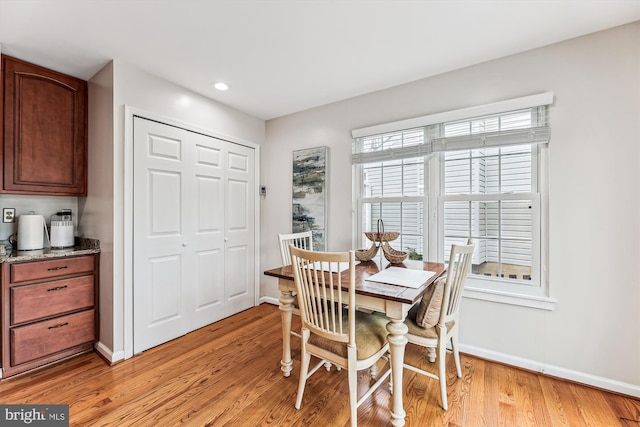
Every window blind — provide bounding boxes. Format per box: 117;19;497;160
352;92;553;165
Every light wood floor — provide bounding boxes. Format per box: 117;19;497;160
0;303;638;426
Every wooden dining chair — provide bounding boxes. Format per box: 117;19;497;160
403;239;474;410
289;246;391;427
278;231;314;339
278;231;314;265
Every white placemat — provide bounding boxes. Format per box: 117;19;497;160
309;261;350;273
365;267;436;288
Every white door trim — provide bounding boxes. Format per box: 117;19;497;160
123;105;261;360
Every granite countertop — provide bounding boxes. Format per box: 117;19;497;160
0;237;100;263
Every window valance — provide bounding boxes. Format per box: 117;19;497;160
352;92;553;165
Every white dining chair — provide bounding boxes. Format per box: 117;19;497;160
403;239;474;410
289;246;391;426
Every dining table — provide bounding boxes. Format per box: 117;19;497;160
263;257;446;427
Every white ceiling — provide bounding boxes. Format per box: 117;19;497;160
1;0;638;120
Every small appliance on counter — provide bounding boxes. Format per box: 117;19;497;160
17;211;49;251
50;209;75;249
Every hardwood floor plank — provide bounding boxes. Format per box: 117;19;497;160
467;356;490;427
0;303;637;427
518;370;554;426
571;382;629;427
513;368;550;427
538;374;575;427
604;392;640;425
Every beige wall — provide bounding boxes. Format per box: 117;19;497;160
262;22;640;395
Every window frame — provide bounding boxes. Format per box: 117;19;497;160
354;146;554;310
352;93;556;310
436;143;550;302
353;156;430;261
432;141;552;309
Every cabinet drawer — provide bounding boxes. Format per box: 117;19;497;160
10;309;95;366
11;275;94;324
11;256;95;283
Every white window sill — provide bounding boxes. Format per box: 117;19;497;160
463;286;557;310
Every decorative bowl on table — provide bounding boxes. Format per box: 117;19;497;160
381;241;408;264
364;231;400;243
356;219;407;263
355;242;379;261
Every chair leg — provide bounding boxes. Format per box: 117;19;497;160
348;366;358;427
427;346;436;363
347;347;358;427
370;361;379;380
451;332;462;378
438;340;448;411
295;341;311;410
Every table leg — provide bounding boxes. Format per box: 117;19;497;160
279;288;295;377
387;318;408;427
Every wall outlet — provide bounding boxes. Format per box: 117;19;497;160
3;208;15;223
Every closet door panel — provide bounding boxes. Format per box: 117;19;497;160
133;116;256;353
133;119;189;354
224;145;255;315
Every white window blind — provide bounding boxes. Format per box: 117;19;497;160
352;92;552;165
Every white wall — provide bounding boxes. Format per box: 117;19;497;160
81;61;115;351
83;60;265;361
261;22;640;396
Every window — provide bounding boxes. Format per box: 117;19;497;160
441;109;542;295
354;129;426;260
352;93;554;309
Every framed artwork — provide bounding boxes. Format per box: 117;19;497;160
292;146;328;251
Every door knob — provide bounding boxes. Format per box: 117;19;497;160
182;242;188;247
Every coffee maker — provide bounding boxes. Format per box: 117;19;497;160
50;209;74;248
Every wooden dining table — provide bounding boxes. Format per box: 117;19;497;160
264;258;446;427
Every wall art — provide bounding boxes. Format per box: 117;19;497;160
292;146;327;251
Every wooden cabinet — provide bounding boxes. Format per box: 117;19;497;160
1;254;99;378
1;55;87;196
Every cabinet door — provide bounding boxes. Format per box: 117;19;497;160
1;55;87;196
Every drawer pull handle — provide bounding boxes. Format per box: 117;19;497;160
47;266;68;271
47;285;68;292
48;322;69;330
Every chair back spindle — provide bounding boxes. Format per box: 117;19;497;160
290;247;352;345
278;231;314;265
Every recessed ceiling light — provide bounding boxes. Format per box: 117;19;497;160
212;81;230;91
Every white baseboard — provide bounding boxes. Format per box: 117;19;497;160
94;341;125;364
260;296;280;306
459;343;640;398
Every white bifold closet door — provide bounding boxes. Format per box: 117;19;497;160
133;116;255;354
